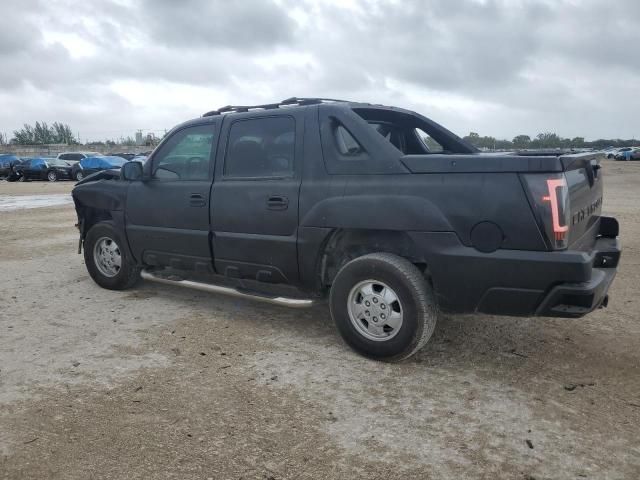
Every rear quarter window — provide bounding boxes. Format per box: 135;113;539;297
334;125;364;156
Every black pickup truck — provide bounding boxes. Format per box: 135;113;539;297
72;97;621;361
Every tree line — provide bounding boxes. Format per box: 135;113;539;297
462;132;638;150
2;121;636;150
0;122;161;147
6;122;78;145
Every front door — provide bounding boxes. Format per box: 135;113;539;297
210;113;302;284
126;121;219;272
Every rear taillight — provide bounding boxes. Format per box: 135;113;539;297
522;173;570;250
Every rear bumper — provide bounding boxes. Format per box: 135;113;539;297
534;251;617;317
408;217;621;318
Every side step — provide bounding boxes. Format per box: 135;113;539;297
140;270;315;309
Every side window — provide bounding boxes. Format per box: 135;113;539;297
334;125;364;156
72;154;84;161
152;124;215;180
225;116;295;178
59;154;69;161
415;128;444;153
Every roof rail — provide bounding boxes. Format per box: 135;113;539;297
202;97;351;117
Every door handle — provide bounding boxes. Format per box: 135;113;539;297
189;193;206;207
267;195;288;210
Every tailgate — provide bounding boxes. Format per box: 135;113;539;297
560;153;604;250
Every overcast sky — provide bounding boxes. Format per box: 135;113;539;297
1;0;638;142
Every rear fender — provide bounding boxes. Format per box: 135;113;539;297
300;194;451;231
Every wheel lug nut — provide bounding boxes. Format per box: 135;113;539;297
381;313;386;319
372;317;378;322
381;304;386;309
373;298;378;303
365;301;370;306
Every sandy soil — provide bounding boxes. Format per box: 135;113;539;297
0;161;639;479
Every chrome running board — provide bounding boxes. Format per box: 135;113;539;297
140;270;315;309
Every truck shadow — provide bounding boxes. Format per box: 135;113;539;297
135;281;633;379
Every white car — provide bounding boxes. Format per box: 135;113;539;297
56;152;102;165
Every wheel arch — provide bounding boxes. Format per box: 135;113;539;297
78;206;113;237
319;228;428;287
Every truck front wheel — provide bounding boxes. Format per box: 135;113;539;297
84;222;140;290
330;253;437;361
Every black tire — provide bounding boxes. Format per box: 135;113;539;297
75;171;84;181
17;175;26;182
329;253;437;361
84;221;140;290
47;170;58;182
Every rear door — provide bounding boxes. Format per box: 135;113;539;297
126;121;220;271
210;113;303;284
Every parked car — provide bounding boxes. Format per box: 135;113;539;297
14;157;73;182
71;155;126;181
607;147;632;159
71;97;621;361
0;154;20;179
614;147;640;161
56;152;103;165
108;152;137;161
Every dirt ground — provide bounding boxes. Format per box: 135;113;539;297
1;161;639;479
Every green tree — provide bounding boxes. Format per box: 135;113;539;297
531;132;562;149
571;137;585;148
33;121;53;144
11;121;77;145
12;124;35;144
463;132;481;148
51;122;76;144
512;135;531;149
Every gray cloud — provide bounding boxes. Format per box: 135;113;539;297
143;0;295;50
0;0;639;141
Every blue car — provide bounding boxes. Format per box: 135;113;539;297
71;156;126;181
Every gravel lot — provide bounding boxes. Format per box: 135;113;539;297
1;161;639;479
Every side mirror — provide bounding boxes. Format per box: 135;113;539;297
121;161;143;181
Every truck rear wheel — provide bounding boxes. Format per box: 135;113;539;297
330;253;437;361
84;222;140;290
